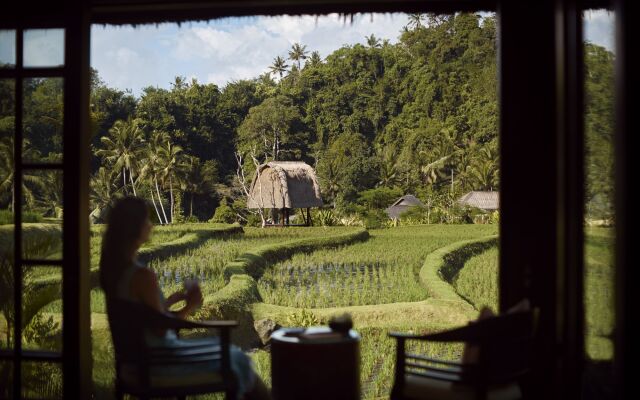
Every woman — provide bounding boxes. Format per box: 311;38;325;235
100;196;270;400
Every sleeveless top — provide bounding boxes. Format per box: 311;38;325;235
115;259;178;346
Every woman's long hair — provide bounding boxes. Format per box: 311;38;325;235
99;197;150;296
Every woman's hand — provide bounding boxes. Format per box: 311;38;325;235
165;291;187;309
184;281;203;313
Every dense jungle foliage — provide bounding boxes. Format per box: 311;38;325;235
0;13;614;223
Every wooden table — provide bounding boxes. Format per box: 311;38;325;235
270;327;360;400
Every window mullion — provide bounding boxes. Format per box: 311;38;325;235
12;26;23;400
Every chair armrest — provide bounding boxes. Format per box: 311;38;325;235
389;323;485;343
404;352;467;368
170;319;238;330
132;301;237;331
389;311;533;343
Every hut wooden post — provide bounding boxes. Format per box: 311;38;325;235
285;209;290;225
306;208;311;226
281;208;285;227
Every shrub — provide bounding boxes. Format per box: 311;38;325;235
363;209;387;229
357;187;403;210
245;213;263;227
399;206;429;225
315;209;338;226
0;210;44;225
489;210;500;224
339;214;363;227
286;309;320;327
209;201;237;224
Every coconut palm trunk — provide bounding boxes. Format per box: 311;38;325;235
129;169;137;196
169;176;174;223
155;175;169;224
122;167;128;195
149;188;163;224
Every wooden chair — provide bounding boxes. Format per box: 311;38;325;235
389;309;538;400
105;297;238;400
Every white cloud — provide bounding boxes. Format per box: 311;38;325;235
23;29;65;67
91;14;411;96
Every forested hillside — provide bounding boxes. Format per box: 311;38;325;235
0;13;614;223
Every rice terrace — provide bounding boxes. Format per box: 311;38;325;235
0;9;615;400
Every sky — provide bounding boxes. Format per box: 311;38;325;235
2;11;614;97
90;13;413;96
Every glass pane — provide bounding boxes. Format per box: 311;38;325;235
21;170;63;260
0;361;13;398
0;30;16;68
0;225;14;350
22;266;62;353
23;77;64;163
22;362;63;399
583;8;615;397
1;78;15;350
1;79;15;219
23;29;64;68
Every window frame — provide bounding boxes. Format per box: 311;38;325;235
1;0;626;398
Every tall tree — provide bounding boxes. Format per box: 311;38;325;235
406;13;426;30
157;139;185;223
90;166;121;222
95;117;145;196
180;156;218;218
365;34;382;49
237;96;310;162
307;51;323;68
139;131;170;224
269;56;289;79
288;43;309;70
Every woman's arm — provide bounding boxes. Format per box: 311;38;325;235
165;291;187;309
131;268;201;320
131;268;165;313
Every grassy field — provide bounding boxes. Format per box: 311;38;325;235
453;227;615;361
454;246;500;313
2;222;615;399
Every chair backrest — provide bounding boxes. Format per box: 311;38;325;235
105;296;157;365
475;309;538;385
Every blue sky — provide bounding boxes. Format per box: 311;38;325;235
88;11;611;97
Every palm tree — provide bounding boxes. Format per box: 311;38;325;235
377;158;399;188
90;167;121;222
365;34;381;49
269;56;289;79
406;13;426;30
418;129;462;188
181;156;218;218
95;117;145;196
139;131;170;224
288;43;308;70
466;146;499;191
157;138;185;223
0;137;46;212
319;158;341;208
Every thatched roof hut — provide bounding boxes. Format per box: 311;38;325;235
247;161;323;209
457;191;500;211
385;195;425;220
